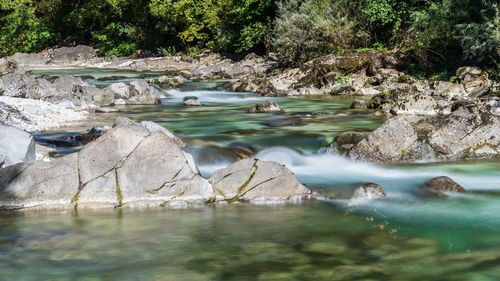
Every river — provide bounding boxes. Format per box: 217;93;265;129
1;69;499;280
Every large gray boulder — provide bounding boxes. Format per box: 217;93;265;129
0;125;35;167
349;117;420;163
209;158;316;203
428;104;500;160
0;122;212;210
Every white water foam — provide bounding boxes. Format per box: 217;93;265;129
164;89;271;104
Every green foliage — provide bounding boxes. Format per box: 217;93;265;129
272;0;360;62
0;0;54;54
0;0;496;81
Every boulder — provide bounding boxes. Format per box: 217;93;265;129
390;93;438;116
350;117;420;163
72;84;114;106
192;65;222;80
128;79;161;105
424;176;466;193
209;158;316;203
331;131;369;155
0;121;210;210
48;45;97;64
428;104;500;160
107;83;131;99
0;125;35;167
0;72;40;98
106;79;161;105
351;183;386;199
248;100;283;113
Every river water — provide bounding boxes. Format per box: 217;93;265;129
2;69;499;280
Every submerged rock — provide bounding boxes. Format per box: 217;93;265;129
209;158;316;203
248;100;283;113
425;176;466;193
351;183;387;200
183;96;202;106
0;125;35;167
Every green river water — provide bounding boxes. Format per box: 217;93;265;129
2;69;499;280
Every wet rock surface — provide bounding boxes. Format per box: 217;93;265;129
209;158;317;203
248;100;283;113
351;183;387;199
425;176;466;193
349;117;420;163
336;103;500;163
0;119;316;210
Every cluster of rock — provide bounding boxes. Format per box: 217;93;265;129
221;50;499;118
332;103;500;163
1;51;165;131
0;71;160;107
0;96;88;132
349;175;465;205
0;118;316;211
9;47;274;81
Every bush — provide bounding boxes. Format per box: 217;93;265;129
272;0;359;62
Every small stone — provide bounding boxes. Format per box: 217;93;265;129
248;100;283;113
351;183;387;199
184;98;202;107
425;176;466;192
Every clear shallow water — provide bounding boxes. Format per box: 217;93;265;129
13;69;500;280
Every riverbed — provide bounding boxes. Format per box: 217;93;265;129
2;69;500;280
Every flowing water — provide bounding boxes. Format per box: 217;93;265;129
2;69;500;280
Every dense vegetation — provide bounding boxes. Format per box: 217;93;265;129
0;0;498;79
